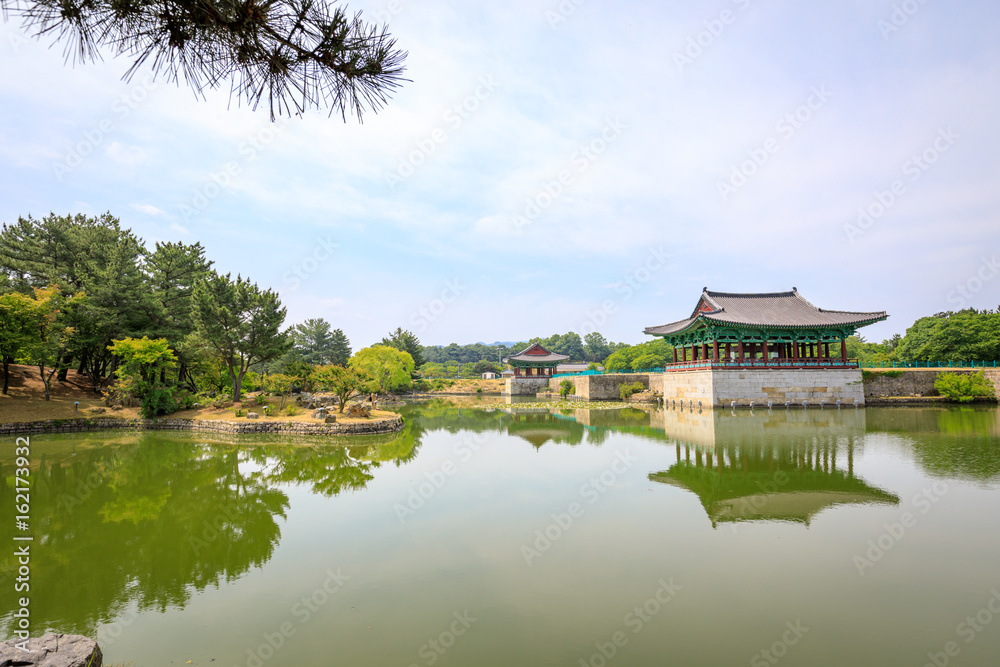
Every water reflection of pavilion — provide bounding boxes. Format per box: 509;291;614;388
649;407;899;527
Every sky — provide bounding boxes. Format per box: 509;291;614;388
2;0;999;348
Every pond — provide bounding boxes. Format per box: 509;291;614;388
3;401;1000;666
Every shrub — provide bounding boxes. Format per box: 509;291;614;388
619;381;646;401
934;371;996;403
140;385;177;418
559;379;574;397
284;405;301;416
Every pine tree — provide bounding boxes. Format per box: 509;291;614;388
2;0;407;120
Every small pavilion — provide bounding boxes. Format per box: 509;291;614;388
504;343;569;378
644;288;887;369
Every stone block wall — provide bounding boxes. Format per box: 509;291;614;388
653;370;714;405
863;369;1000;401
505;377;552;395
547;374;650;400
713;368;864;406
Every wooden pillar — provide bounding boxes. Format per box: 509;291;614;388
737;341;744;363
792;340;799;361
672;347;678;364
725;343;732;361
841;339;847;363
712;340;719;363
817;340;825;361
825;342;831;359
701;342;708;361
762;340;769;365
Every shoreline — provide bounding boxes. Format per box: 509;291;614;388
0;414;405;437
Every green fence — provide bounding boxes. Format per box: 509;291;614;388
867;361;999;369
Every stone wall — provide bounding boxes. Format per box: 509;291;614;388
713;368;864;406
863;369;1000;402
0;415;404;437
652;370;714;405
504;377;552;395
546;374;650;400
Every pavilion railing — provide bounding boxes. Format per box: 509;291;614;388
552;359;861;378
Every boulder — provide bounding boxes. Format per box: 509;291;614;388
0;633;102;667
87;407;106;415
324;415;337;424
246;412;260;419
346;403;370;418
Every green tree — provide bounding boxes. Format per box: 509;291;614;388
191;272;291;402
329;328;352;366
584;332;611;363
20;286;86;400
107;337;179;417
473;360;498;375
3;0;407;121
141;241;213;389
314;364;368;413
0;291;35;394
381;327;425;368
1;213;149;389
350;345;414;395
290;318;346;365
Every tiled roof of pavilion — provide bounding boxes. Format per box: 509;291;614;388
505;342;570;364
644;288;887;336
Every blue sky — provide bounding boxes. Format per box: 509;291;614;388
2;0;999;347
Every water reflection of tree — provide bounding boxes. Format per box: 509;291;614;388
0;423;421;639
867;406;1000;482
0;440;288;638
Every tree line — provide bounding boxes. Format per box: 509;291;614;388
0;213;419;416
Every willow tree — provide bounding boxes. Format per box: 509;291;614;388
2;0;407;120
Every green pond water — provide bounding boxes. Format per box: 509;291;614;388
3;401;1000;666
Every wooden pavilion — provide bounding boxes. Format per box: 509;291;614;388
644;288;887;369
504;343;569;378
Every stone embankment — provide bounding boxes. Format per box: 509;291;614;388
864;368;1000;404
0;415;404;437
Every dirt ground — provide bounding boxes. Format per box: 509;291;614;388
425;378;506;394
0;363;395;425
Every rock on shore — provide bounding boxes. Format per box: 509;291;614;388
0;634;101;667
